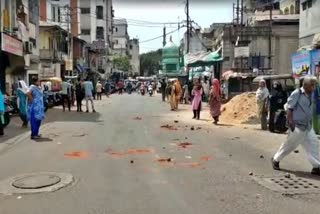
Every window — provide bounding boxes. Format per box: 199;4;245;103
81;8;90;14
114;27;118;33
96;6;103;19
302;0;312;11
224;56;230;62
114;40;118;45
96;27;104;39
130;45;133;49
81;29;90;35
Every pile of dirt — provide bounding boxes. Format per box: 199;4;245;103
220;92;259;124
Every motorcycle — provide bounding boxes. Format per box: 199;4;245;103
148;86;153;97
3;98;13;127
140;87;145;96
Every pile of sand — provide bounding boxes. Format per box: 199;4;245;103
220;92;259;124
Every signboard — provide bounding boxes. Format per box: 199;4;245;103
291;51;311;78
311;49;320;76
1;33;23;56
65;59;73;71
234;46;249;58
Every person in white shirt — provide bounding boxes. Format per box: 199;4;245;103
96;81;103;100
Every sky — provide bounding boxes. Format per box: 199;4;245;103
113;0;235;53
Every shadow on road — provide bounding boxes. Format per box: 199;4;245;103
1;107;102;143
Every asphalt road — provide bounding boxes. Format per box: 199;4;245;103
0;94;320;214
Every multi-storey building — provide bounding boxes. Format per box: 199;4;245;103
79;0;113;77
112;19;129;57
0;0;40;93
128;39;140;75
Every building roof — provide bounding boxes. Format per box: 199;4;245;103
114;19;128;25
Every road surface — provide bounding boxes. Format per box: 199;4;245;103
0;94;320;214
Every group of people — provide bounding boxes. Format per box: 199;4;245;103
60;77;96;113
0;76;45;139
256;79;288;132
159;77;222;124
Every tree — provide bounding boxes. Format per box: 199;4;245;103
140;49;162;76
113;56;130;72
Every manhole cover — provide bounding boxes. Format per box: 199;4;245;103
12;175;61;189
0;172;74;195
253;174;320;195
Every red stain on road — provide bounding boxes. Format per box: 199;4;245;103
160;125;178;131
200;156;212;161
127;149;153;155
178;162;201;168
177;142;193;148
64;151;88;159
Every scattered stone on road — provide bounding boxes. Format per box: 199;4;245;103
130;160;134;164
190;126;195;131
294;150;299;153
249;172;253;176
260;155;264;159
285;173;291;179
174;120;179;123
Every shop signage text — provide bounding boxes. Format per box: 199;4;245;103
1;33;23;56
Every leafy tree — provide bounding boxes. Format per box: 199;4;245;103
113;56;130;72
140;49;162;76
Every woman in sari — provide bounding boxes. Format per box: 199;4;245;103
174;80;182;110
192;82;203;120
16;80;28;127
0;86;4;136
170;81;176;111
209;79;222;124
27;76;45;140
256;79;270;130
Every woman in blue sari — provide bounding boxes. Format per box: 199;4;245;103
26;76;45;140
0;86;5;136
16;80;28;127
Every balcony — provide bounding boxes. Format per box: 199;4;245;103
39;49;65;62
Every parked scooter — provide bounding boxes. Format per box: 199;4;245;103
148;85;153;97
140;85;145;96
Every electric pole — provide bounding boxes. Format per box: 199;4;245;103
186;0;190;53
268;0;273;71
163;26;166;47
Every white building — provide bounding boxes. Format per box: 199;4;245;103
113;19;129;57
79;0;113;76
299;0;320;47
129;39;140;75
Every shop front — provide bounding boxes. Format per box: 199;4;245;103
0;33;25;94
292;49;320;133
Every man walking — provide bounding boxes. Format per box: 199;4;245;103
96;81;103;100
272;76;320;175
61;77;71;112
160;79;167;102
83;78;96;113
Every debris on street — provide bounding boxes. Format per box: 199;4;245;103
294;150;299;153
190;126;195;131
72;133;87;137
260;155;264;159
177;142;193;148
130;160;134;164
161;124;178;131
106;148;153;157
174;120;179;123
133;116;142;120
220;92;258;124
249;172;253;176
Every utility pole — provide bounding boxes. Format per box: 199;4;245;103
163;26;166;47
186;0;190;53
268;0;273;71
240;0;244;73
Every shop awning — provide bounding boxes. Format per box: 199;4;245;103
185;49;223;68
222;70;257;80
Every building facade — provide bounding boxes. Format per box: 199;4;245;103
79;0;113;78
0;0;40;93
128;39;140;75
112;19;129;57
299;0;320;48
